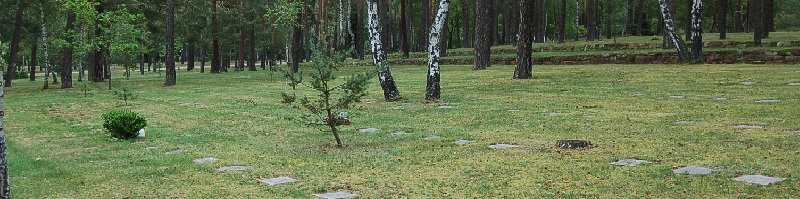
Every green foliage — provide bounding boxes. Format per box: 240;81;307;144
112;83;137;106
265;0;303;28
101;109;147;139
15;71;29;79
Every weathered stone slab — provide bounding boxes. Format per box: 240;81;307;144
358;128;380;133
436;105;454;109
672;121;695;125
259;177;297;186
165;149;187;155
756;99;780;103
734;175;785;185
546;112;564;117
669;95;685;99
631;93;647;96
488;144;518;149
556;140;592;149
422;136;441;140
313;191;359;199
610;159;651;166
583;115;597;118
217;166;248;172
732;124;764;129
507;109;521;112
193;157;219;164
673;166;715;175
788;83;800;86
714;97;728;101
390;131;411;136
741;82;755;85
453;140;475;145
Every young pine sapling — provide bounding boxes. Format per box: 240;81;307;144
112;83;137;106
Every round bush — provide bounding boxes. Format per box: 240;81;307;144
101;109;147;139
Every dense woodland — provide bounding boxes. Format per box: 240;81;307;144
0;0;792;89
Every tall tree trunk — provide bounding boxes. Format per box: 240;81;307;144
91;4;105;82
419;0;431;52
164;0;177;86
0;41;10;199
291;12;303;73
200;47;206;73
660;0;691;62
354;0;365;60
762;0;773;38
636;0;645;36
535;0;546;43
515;0;534;79
461;0;471;48
61;11;76;89
29;38;38;81
5;2;26;87
140;53;145;75
237;30;245;71
752;0;762;47
473;0;491;70
440;14;449;57
587;0;596;41
399;0;409;58
211;0;221;73
626;0;634;36
575;0;581;41
248;25;257;71
717;0;727;39
426;0;450;101
366;0;401;101
558;0;566;43
606;1;613;39
503;0;518;45
734;0;742;32
691;0;703;63
685;0;692;40
378;0;391;53
489;2;498;45
663;0;675;48
40;3;52;89
187;43;195;71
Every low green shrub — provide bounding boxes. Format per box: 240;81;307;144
15;71;28;79
101;109;147;139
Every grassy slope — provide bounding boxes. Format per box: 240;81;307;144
6;64;800;198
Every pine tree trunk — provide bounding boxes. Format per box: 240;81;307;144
140;53;145;75
29;38;38;81
685;0;692;40
200;47;206;73
626;0;634;36
606;1;613;39
636;0;644;36
735;0;742;32
717;0;727;39
354;0;365;60
461;0;471;48
5;2;26;87
419;0;431;52
535;0;546;43
187;43;195;71
291;12;303;73
473;0;491;70
237;30;245;71
211;0;221;73
366;0;401;101
691;0;703;63
61;11;76;89
558;0;566;43
503;0;518;45
762;0;773;38
660;0;691;62
378;0;391;53
752;0;762;46
440;15;449;57
587;0;596;41
41;5;52;89
164;0;177;86
399;0;409;59
515;0;534;79
248;25;257;71
426;0;450;101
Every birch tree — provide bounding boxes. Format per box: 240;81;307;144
41;2;53;89
366;0;401;101
425;0;450;101
691;0;703;63
515;0;534;79
0;40;10;199
659;0;691;62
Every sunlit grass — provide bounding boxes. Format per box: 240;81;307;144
6;63;800;198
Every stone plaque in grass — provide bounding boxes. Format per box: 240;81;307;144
546;112;563;117
217;166;248;172
609;159;651;166
733;175;785;185
390;131;411;136
507;109;521;112
732;124;764;129
358;128;380;133
741;82;755;85
631;93;647;97
788;83;800;86
436;105;454;109
165;149;187;155
673;166;715;175
669;95;685;99
453;139;475;145
259;177;297;186
422;135;441;140
313;191;359;199
672;120;695;125
556;140;592;149
714;97;728;101
193;157;219;164
756;99;780;103
488;144;518;149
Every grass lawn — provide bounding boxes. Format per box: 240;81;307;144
6;63;800;198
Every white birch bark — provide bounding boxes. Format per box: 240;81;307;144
0;40;9;199
366;0;400;101
40;6;51;89
691;0;703;62
338;0;344;47
659;0;691;62
425;0;450;101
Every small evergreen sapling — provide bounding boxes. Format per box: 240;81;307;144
282;46;372;147
113;83;137;106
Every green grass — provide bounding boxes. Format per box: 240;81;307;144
6;63;800;198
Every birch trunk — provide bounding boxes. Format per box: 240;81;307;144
691;0;703;63
366;0;401;101
662;0;675;49
0;41;10;199
515;0;534;79
659;0;691;62
425;0;450;101
41;5;52;89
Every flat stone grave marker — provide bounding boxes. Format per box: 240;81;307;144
358;128;380;133
507;109;520;112
627;117;640;121
313;191;359;199
390;131;411;136
436;105;454;109
193;157;219;164
756;99;780;103
631;93;647;96
583;115;596;118
422;135;441;140
488;144;518;149
672;120;695;125
669;95;685;99
714;97;728;101
673;166;715;175
453;140;475;145
546;112;563;117
788;83;800;86
217;166;248;172
741;82;755;85
732;124;764;129
610;159;651;166
734;175;785;185
794;130;800;133
165;149;187;155
259;177;297;186
146;147;161;150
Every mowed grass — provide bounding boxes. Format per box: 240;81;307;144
6;63;800;198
